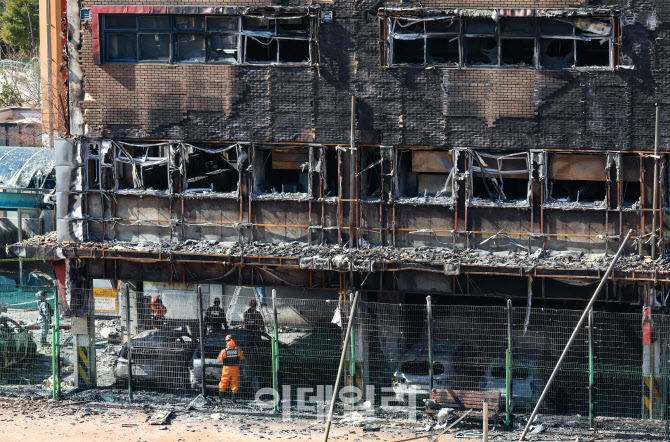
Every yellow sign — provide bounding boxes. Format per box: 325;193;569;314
93;288;118;313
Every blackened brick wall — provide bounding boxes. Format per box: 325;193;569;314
78;0;670;151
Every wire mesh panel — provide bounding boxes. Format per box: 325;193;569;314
593;311;643;419
0;285;56;390
512;307;588;416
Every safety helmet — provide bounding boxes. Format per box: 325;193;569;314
225;334;233;342
151;297;162;309
35;291;46;300
249;299;257;308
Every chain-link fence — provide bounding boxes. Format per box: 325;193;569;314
0;284;59;392
0;282;668;433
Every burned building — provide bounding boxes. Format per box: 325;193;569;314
12;0;670;408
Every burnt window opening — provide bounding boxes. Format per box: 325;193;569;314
360;149;382;200
102;13;314;65
184;145;239;195
469;152;530;205
464;19;497;66
389;17;460;66
620;154;641;209
115;143;170;193
396;150;454;201
242;16;311;64
86;142;100;190
385;14;614;70
501;38;534;66
546;154;607;206
252;147;309;196
323;148;339;198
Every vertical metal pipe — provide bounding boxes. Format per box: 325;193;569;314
272;289;279;412
17;208;22;285
323;291;360;442
427;296;434;392
349;96;356;249
349;295;356;391
588;309;595;428
653;103;660;259
197;286;206;398
124;283;133;401
506;299;513;426
520;229;633;441
54;286;60;396
45;0;54;147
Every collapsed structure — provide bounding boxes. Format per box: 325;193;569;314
11;0;670;414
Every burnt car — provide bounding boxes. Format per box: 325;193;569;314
480;358;545;411
189;329;272;397
0;316;37;373
114;327;197;390
392;339;477;403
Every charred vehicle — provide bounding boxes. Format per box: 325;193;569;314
392;339;475;403
480;358;545;411
114;327;196;390
189;329;272;397
0;316;37;372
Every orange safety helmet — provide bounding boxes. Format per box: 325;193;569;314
225;334;233;341
151;297;162;310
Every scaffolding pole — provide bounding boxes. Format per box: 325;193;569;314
520;229;633;441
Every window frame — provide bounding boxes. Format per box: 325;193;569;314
385;14;615;71
102;13;314;66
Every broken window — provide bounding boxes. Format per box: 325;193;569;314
464;19;497;66
182;143;240;196
545;153;607;208
86;142;100;191
396;149;454;202
384;13;614;70
252;146;310;197
102;12;315;65
389;17;460;66
360;148;382;200
468;151;530;206
620;154;641;209
322;147;339;199
114;142;170;193
242;16;311;64
538;18;611;69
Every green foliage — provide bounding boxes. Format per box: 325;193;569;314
0;0;39;54
0;83;23;106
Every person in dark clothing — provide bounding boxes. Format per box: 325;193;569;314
243;299;265;331
205;297;228;333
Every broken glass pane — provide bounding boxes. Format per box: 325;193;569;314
540;19;574;36
393;39;424;64
207;16;238;32
105;15;136;30
139;34;170;61
209;34;238;63
105;33;137;61
465;19;496;34
277;17;309;35
501;39;534;66
540;38;574;68
576;39;610;67
464;37;498;65
279;39;309;63
246;36;277;63
426;37;458;65
394;19;423;34
138;15;169;30
177;34;206;62
175;16;205;30
425;18;459;33
500;18;534;35
243;17;274;32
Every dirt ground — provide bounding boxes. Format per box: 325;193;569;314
0;395;668;442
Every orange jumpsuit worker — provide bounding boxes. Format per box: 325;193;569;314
217;334;244;403
151;297;167;329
